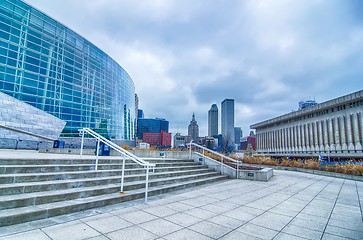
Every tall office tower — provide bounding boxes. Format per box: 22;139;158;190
208;104;219;137
188;113;199;141
221;99;235;144
234;127;242;144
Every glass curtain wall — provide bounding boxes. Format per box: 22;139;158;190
0;0;135;139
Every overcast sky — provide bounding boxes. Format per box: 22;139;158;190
25;0;363;137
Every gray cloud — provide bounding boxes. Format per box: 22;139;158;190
25;0;363;136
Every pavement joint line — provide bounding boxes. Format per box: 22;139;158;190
216;173;333;239
319;179;345;240
271;176;337;240
355;181;363;222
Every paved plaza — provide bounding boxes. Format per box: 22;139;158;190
0;168;362;240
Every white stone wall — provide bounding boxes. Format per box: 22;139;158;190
0;92;66;142
252;90;363;156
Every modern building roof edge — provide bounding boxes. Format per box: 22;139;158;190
251;89;363;129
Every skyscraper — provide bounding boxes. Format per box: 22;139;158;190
188;113;199;141
221;99;235;144
234;127;242;144
208;104;218;136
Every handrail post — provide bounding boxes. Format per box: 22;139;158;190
189;140;194;160
236;161;239;179
95;139;100;171
145;166;150;203
120;154;126;193
80;130;84;158
202;148;205;165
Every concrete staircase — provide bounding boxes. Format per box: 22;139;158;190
0;156;227;226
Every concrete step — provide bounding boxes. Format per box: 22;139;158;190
0;165;206;184
0;168;214;196
0;161;198;174
0;158;194;165
0;175;227;226
0;171;221;210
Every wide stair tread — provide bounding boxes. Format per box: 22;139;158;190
0;168;215;196
0;175;227;226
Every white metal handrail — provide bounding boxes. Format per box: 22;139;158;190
79;128;155;202
187;141;243;179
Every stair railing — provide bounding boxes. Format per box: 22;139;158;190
78;128;155;203
187;141;243;179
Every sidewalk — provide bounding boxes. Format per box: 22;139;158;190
0;169;362;240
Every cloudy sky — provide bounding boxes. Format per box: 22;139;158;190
25;0;363;137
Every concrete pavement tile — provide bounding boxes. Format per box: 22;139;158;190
208;214;245;229
82;214;132;234
142;205;178;217
212;200;240;210
222;208;257;222
328;217;363;232
250;212;293;231
106;225;157;240
300;206;332;218
119;210;158;224
42;220;100;240
110;206;138;216
273;232;309;240
163;228;212;240
325;224;363;240
219;230;263;240
85;236;109;240
321;233;352;240
282;224;323;240
289;217;326;232
139;218;182;237
330;212;362;222
234;205;265;217
200;203;230;214
236;222;279;240
295;212;328;225
188;221;233;239
0;229;51;240
164;212;202;227
163;201;195;212
184;207;217;220
269;206;300;217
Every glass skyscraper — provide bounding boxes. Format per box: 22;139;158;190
221;99;235;144
208;104;218;136
0;0;135;140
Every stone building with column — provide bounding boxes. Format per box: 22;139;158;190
251;90;363;159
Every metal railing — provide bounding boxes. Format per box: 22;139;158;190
79;128;155;202
187;141;243;179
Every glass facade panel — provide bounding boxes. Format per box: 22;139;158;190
0;0;135;139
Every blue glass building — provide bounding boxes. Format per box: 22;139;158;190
0;0;135;140
137;118;169;140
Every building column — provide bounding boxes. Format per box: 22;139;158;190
317;121;324;152
308;123;314;153
340;116;347;152
347;114;355;151
323;119;329;151
297;125;302;152
301;124;306;152
334;117;341;152
353;113;361;151
328;118;334;149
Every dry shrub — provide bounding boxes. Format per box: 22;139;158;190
121;145;131;150
304;159;320;170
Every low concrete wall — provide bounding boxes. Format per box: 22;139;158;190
129;150;190;159
238;168;273;181
191;152;273;181
40;148;191;159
